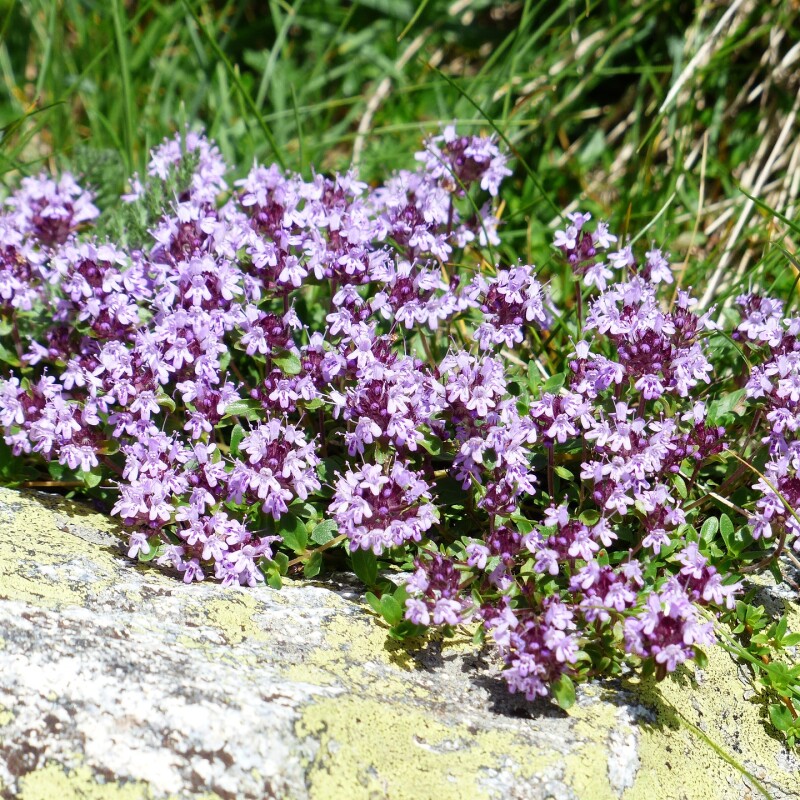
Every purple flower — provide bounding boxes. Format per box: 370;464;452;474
332;460;438;554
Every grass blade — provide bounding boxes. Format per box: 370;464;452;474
424;60;562;219
180;0;286;169
397;0;431;42
111;0;135;171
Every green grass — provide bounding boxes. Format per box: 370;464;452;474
1;0;799;308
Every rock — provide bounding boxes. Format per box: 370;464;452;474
0;487;797;800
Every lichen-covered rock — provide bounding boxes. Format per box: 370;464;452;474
0;488;797;800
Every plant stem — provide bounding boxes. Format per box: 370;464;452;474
740;524;787;574
574;279;583;336
286;532;347;568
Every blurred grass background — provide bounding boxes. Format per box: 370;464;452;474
0;0;799;309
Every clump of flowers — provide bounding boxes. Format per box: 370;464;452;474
1;128;798;724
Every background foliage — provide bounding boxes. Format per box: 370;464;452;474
2;0;800;306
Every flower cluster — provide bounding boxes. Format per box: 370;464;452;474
0;128;787;709
331;460;438;553
737;294;800;547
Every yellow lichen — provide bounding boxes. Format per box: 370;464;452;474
561;701;620;800
281;663;339;687
624;643;799;800
0;705;12;727
298;695;560;800
174;633;207;651
320;609;406;666
195;593;272;645
0;489;121;608
15;762;225;800
17;763;153;800
292;607;431;699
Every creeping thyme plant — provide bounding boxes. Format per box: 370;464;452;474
1;129;799;738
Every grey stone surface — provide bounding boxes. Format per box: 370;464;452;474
0;487;797;799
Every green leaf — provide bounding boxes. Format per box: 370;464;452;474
290;499;317;518
579;509;600;526
137;536;165;563
762;660;796;694
379;594;404;626
48;461;70;481
554;465;573;480
693;647;708;670
684;524;699;544
351;548;378;586
700;517;718;544
230;423;246;457
303;550;323;579
310;519;338;545
736;601;768;634
729;526;754;557
388;619;426;641
527;360;541;391
769;703;793;733
552;674;576;710
707;389;746;424
640;658;656;681
719;513;735;551
222;399;264;421
77;469;103;488
258;549;284;588
510;514;534;534
155;390;176;413
774;615;788;646
279;513;308;553
365;591;382;615
98;439;120;456
673;474;687;499
506;376;525;398
419;434;442;456
542;372;566;394
273;350;302;376
393;583;409;606
0;340;20;367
